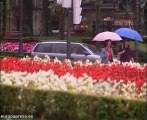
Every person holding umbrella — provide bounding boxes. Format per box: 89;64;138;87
117;39;134;62
92;31;122;63
114;27;143;62
100;39;114;64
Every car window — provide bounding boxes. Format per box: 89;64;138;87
52;43;67;53
71;44;78;54
34;43;52;53
82;43;98;54
71;44;88;55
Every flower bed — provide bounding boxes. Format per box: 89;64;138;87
1;56;146;100
0;42;36;53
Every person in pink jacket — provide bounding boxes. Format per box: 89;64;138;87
100;39;114;64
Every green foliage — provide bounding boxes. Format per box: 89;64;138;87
143;36;147;43
1;85;146;120
139;51;147;63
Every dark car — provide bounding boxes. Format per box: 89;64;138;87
31;41;101;62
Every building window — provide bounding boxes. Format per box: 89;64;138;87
11;0;19;8
116;0;132;11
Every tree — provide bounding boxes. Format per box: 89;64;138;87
1;0;7;39
49;1;66;39
96;0;100;33
42;0;51;35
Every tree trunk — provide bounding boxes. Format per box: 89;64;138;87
0;1;3;39
2;0;7;39
42;0;51;35
59;7;65;40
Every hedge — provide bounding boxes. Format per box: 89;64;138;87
0;85;146;120
0;51;30;58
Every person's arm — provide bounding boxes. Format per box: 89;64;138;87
100;48;107;62
117;45;124;60
118;50;125;55
130;49;134;62
118;44;125;55
111;48;114;61
131;57;134;62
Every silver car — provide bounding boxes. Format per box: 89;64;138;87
31;41;101;62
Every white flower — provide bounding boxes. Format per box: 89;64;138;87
84;60;93;66
4;78;12;85
53;57;61;64
18;95;22;100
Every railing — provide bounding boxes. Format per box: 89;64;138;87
3;31;38;43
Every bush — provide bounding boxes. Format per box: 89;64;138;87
143;37;147;44
1;85;146;120
139;51;147;63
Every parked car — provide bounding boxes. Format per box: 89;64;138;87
31;41;101;62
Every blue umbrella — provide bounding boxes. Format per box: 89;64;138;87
114;28;143;42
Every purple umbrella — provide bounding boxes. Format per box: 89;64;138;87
93;31;122;41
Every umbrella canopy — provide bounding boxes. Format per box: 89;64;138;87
114;28;143;42
93;31;122;41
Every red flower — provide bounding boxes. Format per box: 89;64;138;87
0;57;146;89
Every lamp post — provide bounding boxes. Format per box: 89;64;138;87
19;0;23;57
66;9;72;59
57;0;82;60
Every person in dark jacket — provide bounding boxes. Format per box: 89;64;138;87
117;39;134;62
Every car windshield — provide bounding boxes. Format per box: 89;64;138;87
82;43;98;54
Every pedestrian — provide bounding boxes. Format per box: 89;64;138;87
117;39;134;62
100;39;114;63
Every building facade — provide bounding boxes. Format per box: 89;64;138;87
1;0;44;36
81;0;147;36
0;0;147;37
